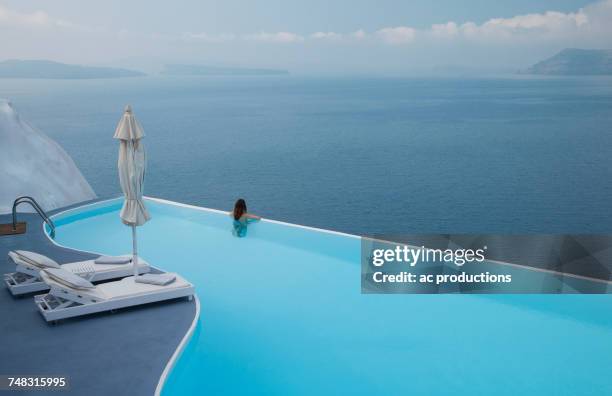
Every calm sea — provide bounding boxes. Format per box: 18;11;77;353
2;75;612;235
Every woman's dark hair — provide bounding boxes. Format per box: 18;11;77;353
233;199;247;220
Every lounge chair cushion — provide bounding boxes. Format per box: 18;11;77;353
94;255;132;265
135;273;176;286
44;268;95;290
14;250;60;269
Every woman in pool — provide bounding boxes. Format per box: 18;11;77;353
231;198;261;237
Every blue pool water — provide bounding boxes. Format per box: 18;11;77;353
3;76;612;235
51;199;612;395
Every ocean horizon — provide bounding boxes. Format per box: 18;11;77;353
2;75;612;235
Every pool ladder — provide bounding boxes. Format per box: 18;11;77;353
11;196;56;239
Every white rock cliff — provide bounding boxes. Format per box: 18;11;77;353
0;99;96;214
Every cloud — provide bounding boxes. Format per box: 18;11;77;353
3;0;611;48
178;1;610;47
0;5;53;28
431;22;459;38
310;31;343;40
482;11;587;30
376;26;416;44
351;29;368;40
244;31;304;43
181;29;367;45
182;32;236;43
459;10;589;41
0;4;99;33
426;2;610;43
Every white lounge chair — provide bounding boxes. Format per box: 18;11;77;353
35;268;194;322
4;250;150;296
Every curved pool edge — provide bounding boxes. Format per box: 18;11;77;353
42;197;202;396
42;197;125;256
154;295;201;396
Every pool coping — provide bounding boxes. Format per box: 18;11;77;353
154;295;200;396
145;198;612;287
49;196;612;291
145;196;361;239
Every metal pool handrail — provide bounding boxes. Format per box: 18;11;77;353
12;196;56;239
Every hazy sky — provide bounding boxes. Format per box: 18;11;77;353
1;0;611;74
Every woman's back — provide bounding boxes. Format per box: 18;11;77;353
231;199;260;237
233;215;248;237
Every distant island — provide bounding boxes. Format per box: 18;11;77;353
524;49;612;75
161;64;289;76
0;60;146;79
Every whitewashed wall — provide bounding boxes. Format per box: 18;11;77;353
0;99;96;214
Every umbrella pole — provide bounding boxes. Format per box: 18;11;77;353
132;224;139;277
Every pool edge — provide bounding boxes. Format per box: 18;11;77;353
154;295;201;396
145;196;362;240
45;197;612;293
42;197;202;396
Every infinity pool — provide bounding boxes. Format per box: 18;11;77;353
50;198;612;395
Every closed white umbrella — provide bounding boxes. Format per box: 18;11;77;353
113;105;150;277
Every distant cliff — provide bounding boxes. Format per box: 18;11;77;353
524;49;612;75
162;64;289;76
0;60;146;79
0;99;96;213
